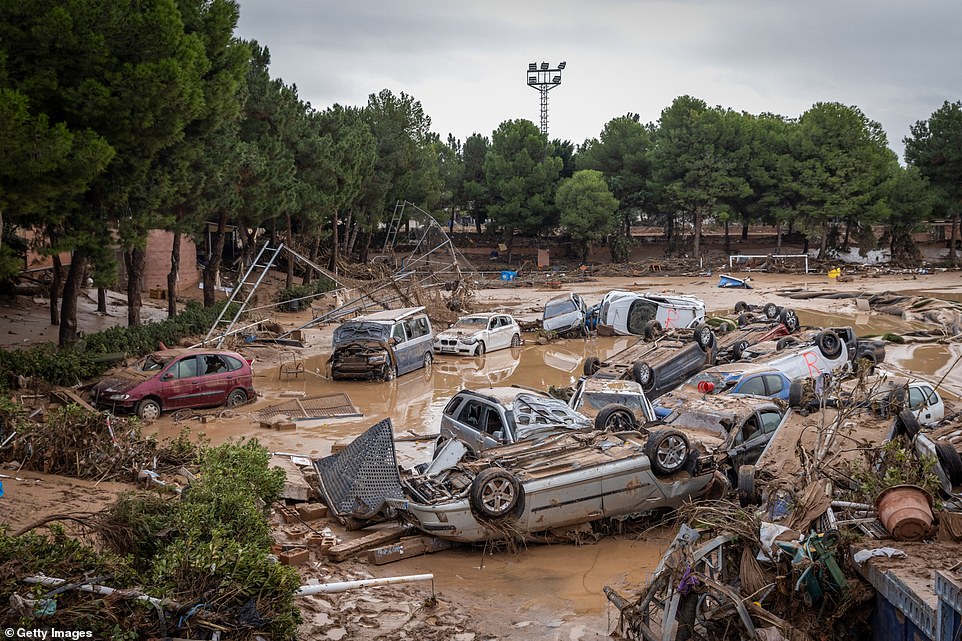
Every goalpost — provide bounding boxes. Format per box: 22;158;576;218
728;254;810;273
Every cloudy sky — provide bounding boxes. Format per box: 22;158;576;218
235;0;962;160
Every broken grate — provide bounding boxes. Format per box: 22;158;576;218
313;418;403;519
255;392;360;420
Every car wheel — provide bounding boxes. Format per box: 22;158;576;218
935;444;962;485
732;340;750;360
763;303;780;319
584;356;601;376
816;331;843;359
383;364;396;381
775;336;799;351
595;404;637;431
423;351;433;369
645;429;690;476
510;334;521;347
432;436;449;460
475;341;486;356
644;320;664;341
734;301;749;313
135;398;162;421
693;323;714;350
897;409;921;439
469;467;523;520
632;361;655;391
226;389;248;408
788;378;807;409
779;308;800;334
737;465;759;507
737;313;754;327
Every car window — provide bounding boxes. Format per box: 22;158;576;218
908;386;925;408
483;407;505;435
545;299;577;317
443;397;462;415
488;318;497;330
735;418;761;445
457;400;484;428
391;323;407;344
201;354;227;375
223;355;244;371
626;300;659;335
172;356;199;379
759;410;782;434
763;375;785;396
738;375;767;397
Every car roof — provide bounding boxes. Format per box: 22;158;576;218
353;307;426;323
150;348;240;358
455;386;549;406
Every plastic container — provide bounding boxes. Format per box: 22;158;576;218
875;484;934;541
500;271;517;282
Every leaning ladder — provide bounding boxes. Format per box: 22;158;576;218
381;200;405;252
202;243;284;348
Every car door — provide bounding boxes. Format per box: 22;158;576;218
390;322;411;374
729;409;783;468
449;399;501;453
910;384;944;425
763;374;789;400
159;355;201;409
494;316;512;350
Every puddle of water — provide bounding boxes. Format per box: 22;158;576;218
884;343;962;400
794;309;930;337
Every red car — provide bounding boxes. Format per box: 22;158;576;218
91;349;255;420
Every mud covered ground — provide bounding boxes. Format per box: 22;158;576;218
3;269;962;639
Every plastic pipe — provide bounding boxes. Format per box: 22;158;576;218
297;573;434;596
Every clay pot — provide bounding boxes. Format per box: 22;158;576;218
875;484;934;541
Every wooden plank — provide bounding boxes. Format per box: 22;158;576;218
367;535;452;565
327;524;414;562
50;388;97;414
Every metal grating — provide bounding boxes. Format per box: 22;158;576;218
313;419;403;519
255;393;360;421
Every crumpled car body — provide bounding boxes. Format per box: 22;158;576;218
542;293;588;336
433;313;521;356
329;309;433;381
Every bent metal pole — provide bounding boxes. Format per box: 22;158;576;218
296;573;435;596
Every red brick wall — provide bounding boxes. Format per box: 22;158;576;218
142;230;199;293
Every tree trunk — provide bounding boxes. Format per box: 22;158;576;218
775;221;783;254
97;287;107;314
285;213;294;290
741;221;749;241
347;222;359;258
303;231;322;285
343;210;354;260
360;230;372;264
843;218;853;250
124;246;145;327
819;222;829;259
692;208;703;260
59;252;87;345
167;228;181;318
950;211;959;266
328;209;339;271
203;211;228;307
50;254;63;326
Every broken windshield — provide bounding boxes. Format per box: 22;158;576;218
141;354;173;372
333;322;390;345
452;317;487;330
544;299;577;318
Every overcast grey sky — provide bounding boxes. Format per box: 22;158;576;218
235;0;962;160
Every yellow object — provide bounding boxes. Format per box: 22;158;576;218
827;268;841;280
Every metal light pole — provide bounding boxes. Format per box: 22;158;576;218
526;61;565;137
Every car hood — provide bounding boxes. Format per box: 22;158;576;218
91;375;147;395
437;329;481;339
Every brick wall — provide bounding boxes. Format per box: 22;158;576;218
141;229;200;293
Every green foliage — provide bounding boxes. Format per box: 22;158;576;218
0;441;299;638
0;301;232;388
577;114;653;218
556;170;620;260
848;437;941;502
276;275;336;304
609;234;634;263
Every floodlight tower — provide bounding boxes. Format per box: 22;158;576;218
526;60;565;137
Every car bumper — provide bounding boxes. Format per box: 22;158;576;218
433;341;478;354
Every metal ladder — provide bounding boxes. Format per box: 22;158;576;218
381;201;405;252
202;243;284;348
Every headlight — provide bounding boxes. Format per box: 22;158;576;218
368;355;387;363
462;337;477;344
108;394;130;401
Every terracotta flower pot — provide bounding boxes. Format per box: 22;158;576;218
875;484;934;542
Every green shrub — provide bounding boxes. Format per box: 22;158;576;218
276;276;336;305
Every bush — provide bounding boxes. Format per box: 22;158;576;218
276;276;336;306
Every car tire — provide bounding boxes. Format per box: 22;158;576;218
423;351;433;369
511;334;521;347
584;356;602;376
734;301;749;314
469;467;523;520
778;308;800;334
632;361;655;391
763;303;780;319
595;404;637;431
644;320;664;341
776;336;800;351
737;313;754;328
693;323;714;350
383;364;396;381
432;436;449;460
788;379;806;409
737;465;759;507
646;430;690;476
475;341;486;356
816;331;843;359
135;398;162;421
733;340;750;360
935;444;962;485
897;409;921;439
226;389;248;408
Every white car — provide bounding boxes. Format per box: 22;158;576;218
597;291;706;337
542;293;588;336
433;313;521;356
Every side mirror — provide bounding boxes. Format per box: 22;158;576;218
388;337;398;346
161;373;174;381
493;430;504;442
